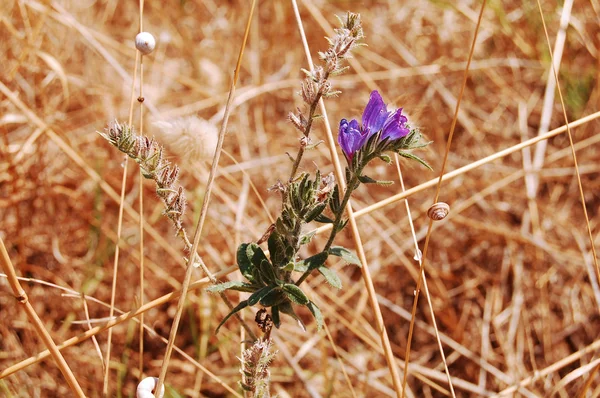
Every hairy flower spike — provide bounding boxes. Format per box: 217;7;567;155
239;338;277;397
99;121;190;246
301;78;316;105
288;109;307;133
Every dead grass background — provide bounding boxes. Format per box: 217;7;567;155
2;0;600;396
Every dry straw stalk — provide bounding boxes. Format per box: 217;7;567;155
0;238;85;397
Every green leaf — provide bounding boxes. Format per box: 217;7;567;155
397;151;433;170
329;184;341;213
337;219;348;233
282;261;295;272
299;230;316;245
259;288;285;307
292;261;308;272
268;229;287;268
247;243;269;268
306;301;324;331
258;259;278;284
358;175;393;186
318;266;342;289
305;202;327;222
275;217;288;235
329;246;362;267
272;305;281;328
314;214;334;224
236;243;254;282
215;300;248;333
206;281;256;293
378;154;392;164
279;301;306;331
248;285;278;306
297;251;329;272
282;284;310;305
246;243;273;284
358;175;377;184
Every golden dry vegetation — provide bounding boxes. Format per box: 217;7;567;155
2;0;600;397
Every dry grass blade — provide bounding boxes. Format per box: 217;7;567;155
401;2;486;395
0;239;85;397
0;266;236;380
534;0;600;306
291;0;404;395
154;3;257;393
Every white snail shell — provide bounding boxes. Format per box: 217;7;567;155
427;202;450;221
136;377;164;398
135;32;156;55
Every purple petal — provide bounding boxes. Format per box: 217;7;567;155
381;108;410;141
338;118;366;160
361;91;389;135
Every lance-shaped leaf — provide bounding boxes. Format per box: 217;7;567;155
329;246;362;267
279;301;306;331
215;300;249;333
282;284;310;305
257;259;278;285
329;184;341;214
306;301;324;331
358;175;393;186
305;202;327;222
259;288;285;307
206;281;256;293
248;285;278;306
317;266;342;289
272;305;281;328
246;243;272;284
397;151;432;170
237;243;255;282
314;214;334;224
248;243;270;268
268;229;287;268
296;251;328;272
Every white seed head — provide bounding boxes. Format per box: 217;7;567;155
136;377;164;398
153;116;218;165
135;32;156;55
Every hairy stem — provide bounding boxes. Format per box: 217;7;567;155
295;173;361;286
288;73;329;181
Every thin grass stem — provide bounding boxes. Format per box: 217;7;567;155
401;2;486;395
290;0;404;395
0;239;86;397
154;2;258;394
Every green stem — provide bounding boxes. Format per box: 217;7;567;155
295;173;361;286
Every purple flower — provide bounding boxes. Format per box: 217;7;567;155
338;90;410;160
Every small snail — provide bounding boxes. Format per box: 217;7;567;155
135;32;156;55
136;377;164;398
427;202;450;221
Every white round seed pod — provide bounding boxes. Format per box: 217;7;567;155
135;32;156;55
136;377;164;398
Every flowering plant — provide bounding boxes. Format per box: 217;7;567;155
210;16;431;333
